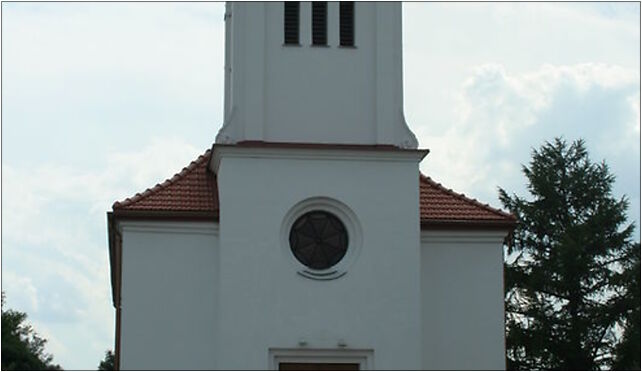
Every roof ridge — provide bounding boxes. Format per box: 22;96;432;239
419;173;515;220
112;149;211;209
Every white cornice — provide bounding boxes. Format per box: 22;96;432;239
420;230;509;244
209;145;429;174
118;220;219;236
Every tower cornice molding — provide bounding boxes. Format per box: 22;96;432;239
209;141;429;174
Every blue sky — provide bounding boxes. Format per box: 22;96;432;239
2;2;639;369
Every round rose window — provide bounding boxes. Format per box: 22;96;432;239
288;210;349;270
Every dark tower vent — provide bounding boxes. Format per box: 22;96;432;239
312;2;328;46
340;2;354;46
284;2;300;45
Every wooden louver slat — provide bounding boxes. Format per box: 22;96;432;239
284;2;300;45
340;2;354;46
312;2;327;45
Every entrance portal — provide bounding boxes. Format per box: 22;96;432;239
279;362;360;370
269;348;373;370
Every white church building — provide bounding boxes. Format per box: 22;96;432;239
107;2;516;370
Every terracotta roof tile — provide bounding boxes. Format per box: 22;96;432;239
419;174;515;228
111;149;515;228
112;150;218;215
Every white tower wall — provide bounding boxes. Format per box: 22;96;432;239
217;2;418;148
211;147;425;369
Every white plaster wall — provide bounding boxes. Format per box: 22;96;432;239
119;221;219;370
218;2;416;148
420;231;507;370
214;149;423;369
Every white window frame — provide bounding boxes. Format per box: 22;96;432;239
280;197;363;281
269;348;374;370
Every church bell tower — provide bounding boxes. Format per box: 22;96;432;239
216;1;418;148
209;3;426;369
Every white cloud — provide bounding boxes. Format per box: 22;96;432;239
104;137;205;200
3;3;224;80
2;2;225;170
2;271;39;314
627;93;640;134
4;137;203;233
420;63;640;233
2;137;204;369
403;2;640;144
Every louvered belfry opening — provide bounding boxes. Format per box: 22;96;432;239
284;2;300;45
340;2;354;46
311;2;328;45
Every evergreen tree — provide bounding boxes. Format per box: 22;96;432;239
611;243;640;370
1;294;62;370
499;138;636;370
98;350;115;371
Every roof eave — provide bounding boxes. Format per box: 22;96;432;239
420;219;517;231
111;209;220;221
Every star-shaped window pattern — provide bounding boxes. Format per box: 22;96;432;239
289;211;349;270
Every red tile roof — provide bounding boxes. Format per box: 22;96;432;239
112;150;218;218
112;149;515;228
419;174;515;228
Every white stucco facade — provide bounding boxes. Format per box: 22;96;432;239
118;221;219;370
115;216;508;369
420;231;507;370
